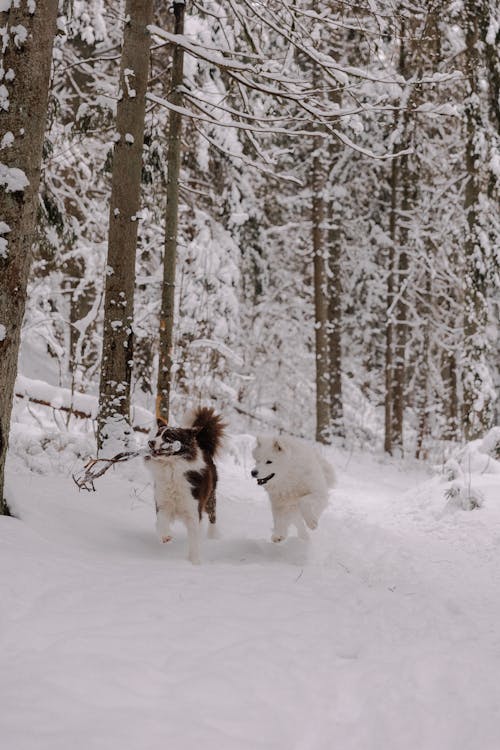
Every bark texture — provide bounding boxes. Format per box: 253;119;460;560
97;0;154;448
384;157;397;455
312;137;330;444
384;9;428;455
156;1;186;422
462;0;495;440
327;189;344;439
0;0;59;512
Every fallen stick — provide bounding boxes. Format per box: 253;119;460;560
16;393;151;434
73;450;143;492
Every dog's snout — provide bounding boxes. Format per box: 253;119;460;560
251;468;258;478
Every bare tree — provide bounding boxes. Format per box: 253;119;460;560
97;0;154;449
384;155;397;455
156;0;185;422
312;136;330;443
327;204;344;439
384;7;435;455
326;81;345;440
462;0;496;439
0;0;59;512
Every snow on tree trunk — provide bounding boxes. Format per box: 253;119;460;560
462;0;495;440
415;268;431;460
97;0;154;450
0;0;59;512
312;134;330;444
327;183;344;440
156;1;185;423
391;150;411;456
384;157;397;455
384;11;425;456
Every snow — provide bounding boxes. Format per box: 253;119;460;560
0;83;9;112
123;69;136;99
0;323;6;341
148;26;254;73
0;220;9;258
11;24;28;48
14;374;154;432
0;130;14;149
0;162;29;192
2;430;500;749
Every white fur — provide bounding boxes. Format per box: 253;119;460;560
252;434;335;543
145;450;206;565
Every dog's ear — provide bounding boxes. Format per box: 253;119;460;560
156;416;168;429
273;439;283;452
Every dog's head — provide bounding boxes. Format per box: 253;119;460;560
145;419;199;463
251;435;285;486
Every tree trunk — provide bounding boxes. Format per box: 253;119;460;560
0;0;59;513
97;0;154;449
391;151;410;455
415;269;431;460
462;0;494;440
384;157;397;455
327;200;344;439
312;135;330;444
479;2;500;198
442;352;459;440
385;12;420;456
156;1;186;422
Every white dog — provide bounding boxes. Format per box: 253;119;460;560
252;434;336;542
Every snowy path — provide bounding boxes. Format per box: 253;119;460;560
2;449;500;750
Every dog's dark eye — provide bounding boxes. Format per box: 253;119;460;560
266;460;272;464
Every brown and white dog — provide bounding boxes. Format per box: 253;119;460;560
144;407;226;564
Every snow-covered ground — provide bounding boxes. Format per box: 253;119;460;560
2;430;500;750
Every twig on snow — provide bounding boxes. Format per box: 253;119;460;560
72;450;141;492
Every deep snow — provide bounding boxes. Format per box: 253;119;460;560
2;435;500;750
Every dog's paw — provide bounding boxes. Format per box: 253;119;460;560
161;535;173;543
272;534;286;543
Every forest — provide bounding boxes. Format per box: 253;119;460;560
1;0;499;500
1;1;500;747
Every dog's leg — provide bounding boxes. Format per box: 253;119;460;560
154;481;175;542
299;499;318;530
207;522;219;539
294;513;310;541
156;505;174;543
271;504;292;543
186;518;201;564
298;493;327;530
206;491;218;539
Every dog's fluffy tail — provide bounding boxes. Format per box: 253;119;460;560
190;407;226;458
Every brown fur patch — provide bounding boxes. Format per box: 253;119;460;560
185;466;217;522
150;426;198;461
186;408;225;522
150;408;225;523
